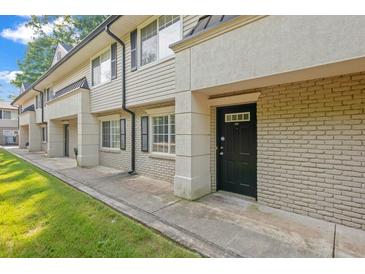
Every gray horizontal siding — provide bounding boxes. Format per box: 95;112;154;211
125;15;200;107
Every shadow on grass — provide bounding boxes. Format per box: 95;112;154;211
0;149;198;258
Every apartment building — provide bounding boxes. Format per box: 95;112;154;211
0;101;18;145
12;15;365;230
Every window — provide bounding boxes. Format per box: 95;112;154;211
92;48;112;86
141;20;158;66
140;16;181;67
101;120;120;149
42;127;47;143
3;110;11;120
45;88;53;102
151;114;175;154
111;43;117;79
158;15;181;59
141;116;149;152
0;110;2;119
10;111;17;120
130;29;138;71
120;119;126;150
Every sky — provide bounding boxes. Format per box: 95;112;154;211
0;16;32;101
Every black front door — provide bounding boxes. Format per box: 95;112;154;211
217;104;257;198
64;124;69;157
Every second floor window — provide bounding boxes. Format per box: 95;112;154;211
92;49;111;86
140;16;181;67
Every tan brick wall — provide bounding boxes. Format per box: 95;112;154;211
98;103;176;183
210;72;365;230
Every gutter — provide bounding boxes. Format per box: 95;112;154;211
105;24;136;175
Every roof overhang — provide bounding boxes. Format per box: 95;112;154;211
12;15;153;106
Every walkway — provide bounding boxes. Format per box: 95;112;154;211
5;147;365;258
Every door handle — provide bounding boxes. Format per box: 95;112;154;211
219;152;224;156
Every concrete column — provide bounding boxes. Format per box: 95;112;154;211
47;119;63;157
174;91;211;200
77;112;99;167
28;123;42;152
19;125;29;148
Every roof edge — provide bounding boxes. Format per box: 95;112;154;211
170;15;265;53
11;15;121;106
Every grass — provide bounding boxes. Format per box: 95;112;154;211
0;149;199;258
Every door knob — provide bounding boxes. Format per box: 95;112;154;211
219;152;224;156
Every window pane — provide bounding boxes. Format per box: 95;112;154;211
152;115;170;153
111;120;120;148
141;21;157;66
102;121;110;147
10;111;17;120
100;50;111;84
158;16;180;59
130;30;138;71
3;111;11;119
92;57;101;86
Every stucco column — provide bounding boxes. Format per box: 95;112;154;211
28;122;42;152
47;119;63;157
77;112;99;167
19;125;28;148
174;91;211;200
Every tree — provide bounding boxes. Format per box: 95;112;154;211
11;15;109;88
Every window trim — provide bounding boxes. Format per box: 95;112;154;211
100;119;121;151
137;15;182;70
149;113;175;155
2;110;12;120
90;45;114;88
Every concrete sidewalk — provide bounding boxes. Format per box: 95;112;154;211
4;147;365;258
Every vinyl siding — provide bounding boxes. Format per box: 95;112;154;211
90;44;123;113
44;16;200;113
182;15;200;36
124;15;200;107
52;62;89;93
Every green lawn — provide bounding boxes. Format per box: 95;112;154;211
0;149;198;258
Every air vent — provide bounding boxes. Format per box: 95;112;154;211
225;112;250;123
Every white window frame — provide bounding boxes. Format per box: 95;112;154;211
2;110;12;120
99;117;120;151
137;15;182;70
149;112;175;155
90;45;113;88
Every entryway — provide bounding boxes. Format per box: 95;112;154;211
217;103;257;198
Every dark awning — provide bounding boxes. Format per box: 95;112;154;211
22;104;35;113
186;15;238;38
53;77;89;99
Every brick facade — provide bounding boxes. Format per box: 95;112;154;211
210;72;365;230
98;104;176;183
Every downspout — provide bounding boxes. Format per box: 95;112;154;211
33;88;44;124
105;25;136;174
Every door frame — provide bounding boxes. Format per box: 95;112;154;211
64;124;69;157
216;103;258;199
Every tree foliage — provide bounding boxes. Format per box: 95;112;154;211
11;15;109;88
